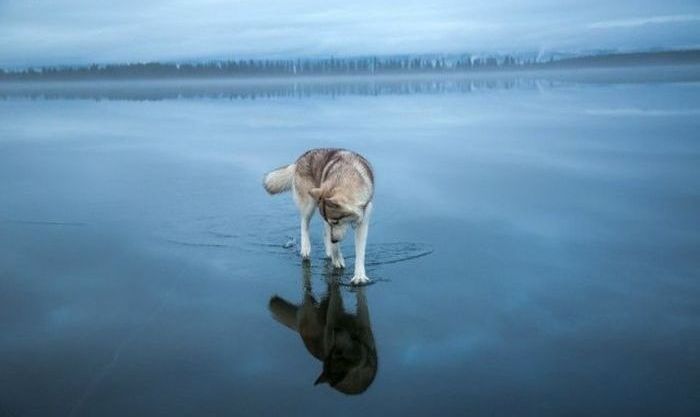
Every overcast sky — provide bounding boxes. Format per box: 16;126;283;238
1;0;699;67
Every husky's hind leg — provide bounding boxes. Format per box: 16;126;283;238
324;222;345;269
350;202;373;285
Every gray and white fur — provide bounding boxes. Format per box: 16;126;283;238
263;148;374;285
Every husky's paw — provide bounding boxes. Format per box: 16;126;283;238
332;254;345;269
350;274;370;285
300;244;311;260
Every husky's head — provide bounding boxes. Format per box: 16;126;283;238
314;326;377;395
309;187;366;243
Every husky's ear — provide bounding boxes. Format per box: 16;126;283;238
314;371;329;386
347;205;364;218
325;194;344;208
333;199;363;218
309;188;323;201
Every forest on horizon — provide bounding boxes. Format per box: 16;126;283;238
1;49;698;81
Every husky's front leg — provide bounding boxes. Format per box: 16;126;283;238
350;202;372;285
299;201;315;260
324;222;345;269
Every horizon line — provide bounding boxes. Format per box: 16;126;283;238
3;46;700;71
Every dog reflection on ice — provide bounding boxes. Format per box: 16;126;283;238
268;265;377;395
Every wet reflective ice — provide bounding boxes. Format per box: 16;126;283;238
1;71;699;416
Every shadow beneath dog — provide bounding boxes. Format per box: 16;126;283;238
268;263;378;395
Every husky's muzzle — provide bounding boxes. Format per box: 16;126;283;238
330;223;348;243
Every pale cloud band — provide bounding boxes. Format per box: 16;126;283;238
0;0;698;67
589;14;700;29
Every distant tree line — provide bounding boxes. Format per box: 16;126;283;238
0;50;697;81
0;55;534;81
0;78;545;101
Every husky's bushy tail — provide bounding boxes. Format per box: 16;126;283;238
263;164;295;194
268;296;298;330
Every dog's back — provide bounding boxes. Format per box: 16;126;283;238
295;148;373;192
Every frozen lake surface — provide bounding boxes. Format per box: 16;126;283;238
1;69;699;416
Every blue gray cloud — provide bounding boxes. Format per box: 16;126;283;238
0;0;699;67
588;13;700;29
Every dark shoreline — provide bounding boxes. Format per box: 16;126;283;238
1;65;698;101
2;49;699;83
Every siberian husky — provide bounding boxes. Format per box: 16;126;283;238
263;148;374;285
